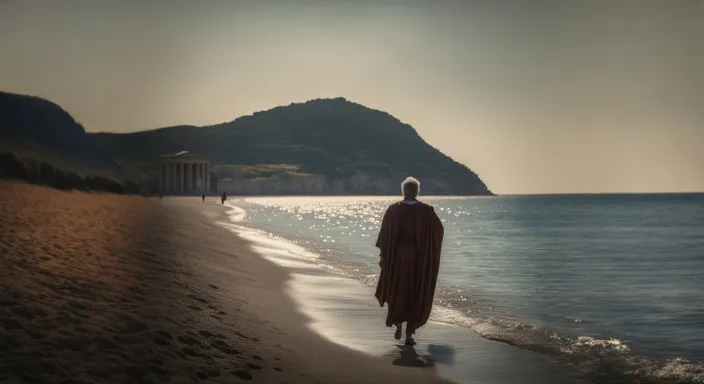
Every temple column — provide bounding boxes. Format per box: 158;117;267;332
194;163;200;192
192;163;197;192
185;163;192;193
178;163;184;192
164;164;169;193
205;164;210;193
161;164;166;192
162;163;167;192
172;163;177;192
194;163;198;192
158;163;163;192
194;163;201;193
186;163;191;192
200;163;205;192
191;163;195;192
176;163;183;193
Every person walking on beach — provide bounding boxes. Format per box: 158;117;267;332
202;193;205;202
221;191;227;205
375;177;444;346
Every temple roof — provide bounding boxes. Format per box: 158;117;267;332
159;150;209;160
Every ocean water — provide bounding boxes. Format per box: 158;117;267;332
228;194;704;383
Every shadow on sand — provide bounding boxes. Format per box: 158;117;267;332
390;343;456;371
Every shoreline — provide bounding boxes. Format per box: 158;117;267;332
0;181;450;383
5;183;697;383
214;198;588;384
165;196;454;383
223;196;704;384
217;198;703;384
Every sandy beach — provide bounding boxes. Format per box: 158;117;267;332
0;181;450;384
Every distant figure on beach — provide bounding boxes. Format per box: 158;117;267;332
375;177;444;346
221;191;227;205
202;193;205;202
158;192;163;200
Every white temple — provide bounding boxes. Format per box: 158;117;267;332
158;151;210;195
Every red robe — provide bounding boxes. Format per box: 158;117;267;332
374;201;444;330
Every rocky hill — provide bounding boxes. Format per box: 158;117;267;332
92;98;492;196
0;92;492;195
0;92;139;194
0;91;119;171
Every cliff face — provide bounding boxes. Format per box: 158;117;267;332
93;98;493;196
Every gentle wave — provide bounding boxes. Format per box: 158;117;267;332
222;200;704;384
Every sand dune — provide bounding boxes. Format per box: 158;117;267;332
0;181;449;383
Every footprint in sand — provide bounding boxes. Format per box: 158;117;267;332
0;318;25;331
10;306;47;320
0;297;20;306
146;364;168;376
152;330;173;346
197;369;221;380
205;368;221;378
118;319;150;334
231;369;252;380
187;293;209;305
182;347;209;359
210;339;239;355
155;330;173;339
24;326;47;340
177;334;201;346
198;330;214;338
234;331;249;339
93;336;119;350
124;364;150;379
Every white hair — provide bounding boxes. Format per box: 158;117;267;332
401;176;421;194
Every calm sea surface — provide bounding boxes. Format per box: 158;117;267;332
233;194;704;382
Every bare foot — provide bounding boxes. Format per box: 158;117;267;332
404;337;416;346
394;324;402;340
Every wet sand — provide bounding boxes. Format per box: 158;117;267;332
0;181;449;383
219;202;588;384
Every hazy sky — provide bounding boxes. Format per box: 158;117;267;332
1;0;702;194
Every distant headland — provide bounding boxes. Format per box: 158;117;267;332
0;91;492;196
